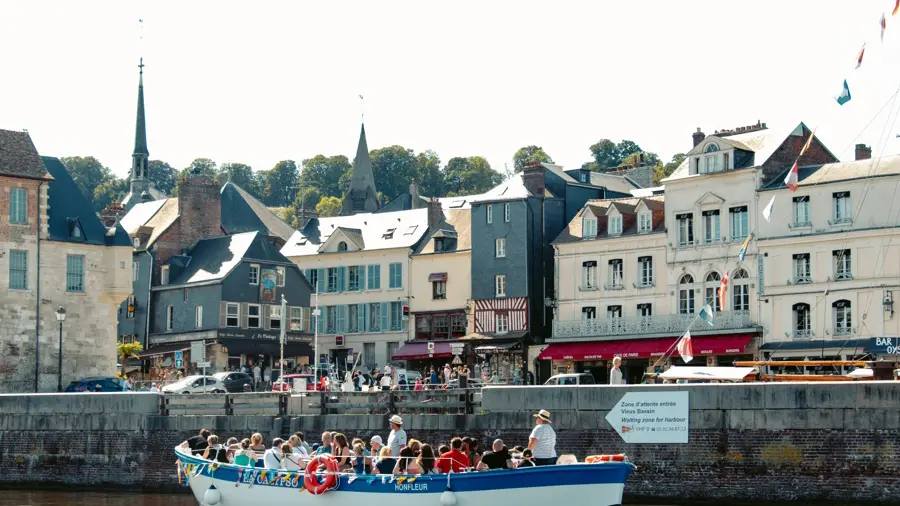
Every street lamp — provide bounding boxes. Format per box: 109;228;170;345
55;306;66;392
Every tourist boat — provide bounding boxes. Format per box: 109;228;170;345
175;447;634;506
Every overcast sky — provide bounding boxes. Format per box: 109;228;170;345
2;1;899;178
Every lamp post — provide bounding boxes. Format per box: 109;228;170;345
55;306;66;392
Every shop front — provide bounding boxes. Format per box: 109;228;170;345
538;333;757;384
391;341;454;374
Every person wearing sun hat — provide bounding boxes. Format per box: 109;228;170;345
387;414;407;458
527;409;557;466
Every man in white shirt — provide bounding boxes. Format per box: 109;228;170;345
386;415;406;458
149;382;160;393
253;364;262;391
263;438;285;469
528;409;557;466
609;356;625;385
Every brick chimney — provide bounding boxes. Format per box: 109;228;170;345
100;202;125;228
427;198;443;230
692;128;705;147
409;181;420;209
855;143;872;161
522;160;545;196
176;170;222;252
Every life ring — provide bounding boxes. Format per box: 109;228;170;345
584;454;628;463
304;455;339;495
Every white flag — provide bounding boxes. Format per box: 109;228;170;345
677;330;694;363
762;195;775;222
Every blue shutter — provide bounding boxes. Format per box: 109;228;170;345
396;263;403;288
381;302;389;332
357;265;365;291
316;268;325;293
338;266;346;292
374;265;381;289
358;303;366;332
317;306;325;334
337;305;346;333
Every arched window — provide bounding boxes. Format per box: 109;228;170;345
703;143;720;173
732;269;750;312
792;303;811;337
338;241;348;252
679;274;695;314
833;300;852;336
705;272;721;312
705;143;719;153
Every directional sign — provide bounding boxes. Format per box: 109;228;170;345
450;343;465;356
197;361;211;368
605;391;689;444
191;341;206;363
175;359;183;368
174;351;183;361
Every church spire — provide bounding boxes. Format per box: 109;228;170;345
340;123;380;215
134;58;149;157
126;58;151;211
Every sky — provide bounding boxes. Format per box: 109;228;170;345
2;1;900;180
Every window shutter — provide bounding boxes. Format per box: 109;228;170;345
381;302;389;332
337;305;346;333
358;303;366;332
303;307;311;332
219;301;227;327
240;303;249;329
338;266;346;292
317;268;325;292
365;265;371;290
374;265;380;288
317;307;325;334
263;305;271;330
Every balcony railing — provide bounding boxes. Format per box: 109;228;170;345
553;310;755;339
791;329;814;339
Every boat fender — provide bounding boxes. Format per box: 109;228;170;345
440;488;457;506
204;484;221;505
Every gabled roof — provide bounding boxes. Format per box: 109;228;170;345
761;155;900;191
220;182;295;242
120;199;166;234
168;231;292;285
589;172;640;194
669;125;790;180
42;156;131;247
281;208;429;257
120;185;167;207
118;197;180;249
554;196;665;245
0;129;52;180
318;227;366;252
414;207;472;255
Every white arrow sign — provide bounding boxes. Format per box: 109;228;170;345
605;391;690;444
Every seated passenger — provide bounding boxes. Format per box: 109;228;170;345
418;444;439;475
263;438;285;469
481;439;512;470
282;443;303;471
394;447;420;475
289;435;309;457
375;446;395;475
352;443;368;474
436;437;470;473
201;435;229;464
518;449;536;467
232;439;256;467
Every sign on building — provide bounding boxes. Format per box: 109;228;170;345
605;391;690;444
191;341;205;363
450;343;465;356
260;268;277;302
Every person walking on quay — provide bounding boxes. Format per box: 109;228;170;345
528;409;557;466
253;363;261;391
387;415;407;458
609;356;625;385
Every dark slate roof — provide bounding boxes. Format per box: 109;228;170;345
220;182;295;242
134;69;149;156
0;129;52;180
168;231;295;285
553;196;666;245
42;156;131;247
760;155;900;191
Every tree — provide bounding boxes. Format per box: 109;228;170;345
220;162;264;198
443;156;503;195
655;153;686;184
315;196;342;217
117;340;143;378
299;155;350;198
620;151;660;168
179;158;217;180
370;146;419;201
293;187;322;212
93;177;129;212
588;139;619;170
513;145;553;172
60;156;113;203
264;160;299;207
147;160;178;195
415;150;444;198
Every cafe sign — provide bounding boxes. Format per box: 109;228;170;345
870;337;900;355
218;329;313;343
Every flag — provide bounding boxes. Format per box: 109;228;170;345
359;95;364;99
738;231;754;262
799;128;816;157
856;44;866;69
677;330;694;363
719;270;729;311
763;195;775;222
784;161;799;192
882;13;887;42
835;79;852;105
894;0;899;16
698;304;715;327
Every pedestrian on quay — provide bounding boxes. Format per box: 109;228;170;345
528;409;557;466
609;356;625;385
253;363;261;391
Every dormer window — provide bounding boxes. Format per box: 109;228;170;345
434;237;445;252
161;265;170;285
580;171;589;183
608;216;622;236
705;143;719;153
583;217;597;238
338;241;348;252
383;228;396;239
702;143;720;174
67;218;84;240
638;212;652;233
133;237;140;248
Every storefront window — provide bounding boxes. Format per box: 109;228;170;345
451;314;466;337
290;307;303;331
434;315;450;338
416;315;432;339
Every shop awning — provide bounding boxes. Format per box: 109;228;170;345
138;343;190;358
538;334;755;361
217;338;312;358
392;341;452;360
474;342;520;353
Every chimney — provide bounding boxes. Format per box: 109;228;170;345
100;202;125;228
522;160;546;196
692;128;705;147
427;198;443;230
409;181;420;209
297;207;318;229
176;170;222;252
855;143;872;161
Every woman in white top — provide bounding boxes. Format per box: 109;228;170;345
381;373;392;391
281;443;304;471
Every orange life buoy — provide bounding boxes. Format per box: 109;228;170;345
304;455;339;495
584;454;628;463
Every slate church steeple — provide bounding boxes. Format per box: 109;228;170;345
340;123;380;215
127;58;151;210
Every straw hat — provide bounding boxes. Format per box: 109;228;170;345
389;414;403;425
534;409;552;423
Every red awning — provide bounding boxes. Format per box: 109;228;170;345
392;341;452;361
538;334;754;361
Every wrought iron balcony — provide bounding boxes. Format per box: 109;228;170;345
791;329;814;339
552;310;755;339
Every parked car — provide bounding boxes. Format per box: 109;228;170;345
272;373;322;392
65;376;127;392
544;373;596;386
213;372;254;393
161;375;226;394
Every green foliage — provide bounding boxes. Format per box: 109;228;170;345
117;340;143;377
300;155;350;199
513;145;553;172
61;156;113;203
92;178;129;212
264;160;300;207
220;162;264;199
293;187;322;211
268;206;299;228
443;156;503;195
620;151;660;168
415;150;444;197
147;160;178;195
589;139;650;170
179;158;218;180
370;146;419;202
655;153;686;184
316;196;343;217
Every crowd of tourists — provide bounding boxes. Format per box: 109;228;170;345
179;409;560;474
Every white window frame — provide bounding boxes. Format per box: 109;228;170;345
834;250;852;280
249;264;260;285
433;280;447;299
270;305;282;330
834;301;852;335
495;274;507;297
793;197;810;226
730;207;748;241
132;237;140;248
678;276;694;314
608;260;624;289
276;266;286;287
677;214;693;246
638;212;652;233
226;302;239;328
793;254;811;283
583;218;597;238
160;265;170;285
608;216;622;236
487;204;493;224
703;211;720;243
132;261;139;282
794;304;811;336
581;307;596;320
195;305;203;329
638;256;653;287
704;155;718;173
504;203;510;222
582;262;597;290
834;192;851;223
166;305;174;331
290;307;303;331
495;313;509;334
247;303;261;328
495;238;506;258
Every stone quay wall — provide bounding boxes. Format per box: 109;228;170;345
1;382;900;504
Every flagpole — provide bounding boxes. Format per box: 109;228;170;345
313;288;320;381
280;294;286;382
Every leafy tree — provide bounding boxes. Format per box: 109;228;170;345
300;155;350;198
415;150;444;198
370;146;419;201
513;145;553;172
293;187;322;212
267;206;299;228
588;139;648;170
60;156;113;203
147;160;178;195
620;152;660;168
93;177;129;212
117;340;143;378
179;158;218;180
443;156;503;195
220;162;264;198
655;153;686;184
315;196;342;217
264;160;299;207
